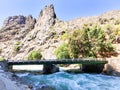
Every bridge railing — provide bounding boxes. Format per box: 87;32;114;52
7;58;108;65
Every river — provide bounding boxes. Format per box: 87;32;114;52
16;71;120;90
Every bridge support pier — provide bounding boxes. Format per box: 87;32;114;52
8;65;13;71
0;60;9;71
82;64;104;73
43;64;59;74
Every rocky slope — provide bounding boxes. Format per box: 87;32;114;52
0;4;120;61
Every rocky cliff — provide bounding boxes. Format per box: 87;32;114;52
0;4;120;61
0;15;36;41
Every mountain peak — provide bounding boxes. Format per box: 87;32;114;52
35;4;57;28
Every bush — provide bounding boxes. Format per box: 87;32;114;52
115;20;120;25
68;25;115;58
55;44;70;59
61;33;69;41
13;42;21;52
14;45;20;52
27;51;42;60
0;57;6;61
15;42;20;45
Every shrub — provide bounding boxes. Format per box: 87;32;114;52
15;42;20;45
61;33;69;41
68;25;115;58
115;20;120;25
55;44;70;59
14;45;20;52
0;57;6;61
27;51;42;60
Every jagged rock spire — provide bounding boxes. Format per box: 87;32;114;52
35;4;57;29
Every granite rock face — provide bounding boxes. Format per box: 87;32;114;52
25;15;36;30
0;4;59;60
2;15;36;31
35;4;56;30
3;15;26;27
104;59;120;76
0;15;36;41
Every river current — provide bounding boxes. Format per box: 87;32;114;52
17;72;120;90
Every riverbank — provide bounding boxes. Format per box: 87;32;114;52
0;70;31;90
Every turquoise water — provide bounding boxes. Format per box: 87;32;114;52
18;72;120;90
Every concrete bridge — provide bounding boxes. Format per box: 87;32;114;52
0;58;108;74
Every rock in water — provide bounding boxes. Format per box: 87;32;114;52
36;85;55;90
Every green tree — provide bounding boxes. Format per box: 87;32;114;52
68;25;114;58
27;51;42;60
55;44;70;59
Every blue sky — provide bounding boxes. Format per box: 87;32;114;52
0;0;120;27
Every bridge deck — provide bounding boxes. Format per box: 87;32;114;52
8;59;108;65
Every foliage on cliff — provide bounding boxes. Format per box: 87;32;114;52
55;44;70;59
69;25;115;58
27;51;42;60
55;25;115;59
